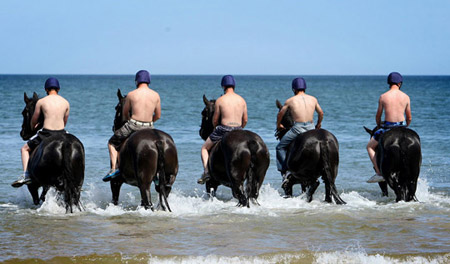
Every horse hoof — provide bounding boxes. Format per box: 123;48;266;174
283;194;292;199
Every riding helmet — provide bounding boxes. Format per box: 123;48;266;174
292;77;307;90
387;72;403;85
44;77;60;90
221;75;235;87
135;70;151;85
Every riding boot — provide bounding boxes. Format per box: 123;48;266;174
281;172;290;188
197;171;210;184
102;168;120;182
11;172;32;188
367;174;385;183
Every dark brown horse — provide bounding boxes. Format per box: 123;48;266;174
364;126;421;202
276;100;345;204
109;89;178;211
200;95;270;207
20;92;85;213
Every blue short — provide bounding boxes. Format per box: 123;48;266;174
373;121;405;141
209;125;242;143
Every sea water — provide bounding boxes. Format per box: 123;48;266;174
0;75;448;263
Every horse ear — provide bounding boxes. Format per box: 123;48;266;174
364;126;373;135
32;92;38;101
24;92;30;103
276;100;283;109
117;89;123;99
203;94;209;105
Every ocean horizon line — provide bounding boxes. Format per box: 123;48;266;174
1;73;449;77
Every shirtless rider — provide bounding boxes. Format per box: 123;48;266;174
366;72;411;183
103;70;161;181
276;77;323;185
197;75;248;184
12;77;70;188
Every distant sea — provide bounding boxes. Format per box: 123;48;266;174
0;75;449;263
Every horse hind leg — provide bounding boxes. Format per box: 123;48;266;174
282;178;294;198
206;181;219;199
232;184;248;207
27;184;40;205
139;185;153;211
306;180;320;203
378;182;389;197
40;186;50;202
110;179;124;205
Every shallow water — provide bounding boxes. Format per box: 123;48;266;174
0;75;449;263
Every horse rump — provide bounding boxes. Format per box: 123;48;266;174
380;127;421;202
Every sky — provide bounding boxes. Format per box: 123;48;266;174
1;0;449;75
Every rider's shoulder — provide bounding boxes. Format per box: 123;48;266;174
306;94;318;101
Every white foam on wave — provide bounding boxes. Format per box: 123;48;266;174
313;251;449;264
142;251;449;264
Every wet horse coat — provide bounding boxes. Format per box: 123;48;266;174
275;100;345;204
21;92;85;213
109;89;178;211
200;95;270;207
364;126;421;202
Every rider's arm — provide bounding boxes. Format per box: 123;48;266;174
122;96;131;121
153;95;161;122
405;97;412;127
64;103;70;126
375;97;383;128
213;101;220;128
277;104;288;130
241;101;248;128
315;101;324;129
30;100;42;129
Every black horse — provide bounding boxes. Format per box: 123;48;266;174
275;100;345;204
364;126;421;202
200;95;270;207
108;89;178;211
20;92;85;213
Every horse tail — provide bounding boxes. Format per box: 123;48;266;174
62;140;83;213
320;140;346;205
156;140;171;212
399;135;418;202
246;139;259;202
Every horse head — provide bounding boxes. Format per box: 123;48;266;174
275;99;294;140
199;94;216;140
21;92;43;140
363;126;378;138
113;89;127;132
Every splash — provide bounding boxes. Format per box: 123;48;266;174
6;175;448;216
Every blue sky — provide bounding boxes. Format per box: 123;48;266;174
1;0;449;75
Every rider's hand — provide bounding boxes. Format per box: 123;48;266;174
277;124;285;130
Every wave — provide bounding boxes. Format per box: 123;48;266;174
9;251;449;264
